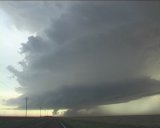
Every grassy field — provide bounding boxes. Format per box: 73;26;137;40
0;117;48;128
0;115;160;128
60;115;160;128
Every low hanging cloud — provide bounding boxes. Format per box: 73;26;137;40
5;2;160;115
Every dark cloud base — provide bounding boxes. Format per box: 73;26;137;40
7;77;160;110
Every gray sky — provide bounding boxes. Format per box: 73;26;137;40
1;1;160;116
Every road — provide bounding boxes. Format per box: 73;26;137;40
0;117;66;128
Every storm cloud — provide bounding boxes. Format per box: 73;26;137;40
5;2;160;115
0;1;67;32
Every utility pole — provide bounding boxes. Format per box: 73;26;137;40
40;107;41;117
25;97;28;117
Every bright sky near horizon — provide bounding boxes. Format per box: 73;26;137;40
0;9;30;115
1;1;160;117
0;7;64;117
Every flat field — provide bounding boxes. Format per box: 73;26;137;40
61;115;160;128
0;115;160;128
0;116;62;128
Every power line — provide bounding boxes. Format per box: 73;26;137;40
25;97;28;117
